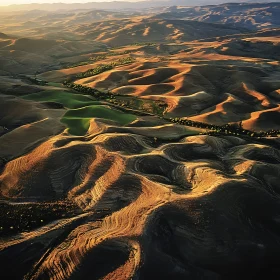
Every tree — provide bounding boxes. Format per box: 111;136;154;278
238;121;243;129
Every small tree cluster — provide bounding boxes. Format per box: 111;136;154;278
76;57;136;79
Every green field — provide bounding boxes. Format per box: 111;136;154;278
23;90;101;109
61;105;137;135
23;89;138;135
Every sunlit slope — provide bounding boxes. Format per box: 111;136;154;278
1;113;280;279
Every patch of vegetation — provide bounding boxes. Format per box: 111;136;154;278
115;56;136;65
47;82;63;87
23;90;101;109
133;42;157;46
64;49;133;68
89;50;132;62
168;118;280;138
76;56;136;79
61;105;137;135
63;82;112;99
76;64;114;78
22;76;48;86
89;54;107;62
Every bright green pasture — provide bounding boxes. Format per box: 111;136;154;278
23;90;101;109
61;105;137;135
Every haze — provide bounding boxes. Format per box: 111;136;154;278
0;0;136;6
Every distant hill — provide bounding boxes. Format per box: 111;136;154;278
1;0;280;12
0;36;107;75
78;17;248;47
0;14;248;75
156;2;280;30
0;32;9;39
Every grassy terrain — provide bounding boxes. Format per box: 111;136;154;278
61;105;137;135
47;82;64;87
23;90;101;109
23;89;139;135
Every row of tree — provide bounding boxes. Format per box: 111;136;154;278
76;57;136;79
89;50;131;61
63;81;112;99
167;117;279;138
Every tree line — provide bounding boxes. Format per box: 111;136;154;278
76;57;136;79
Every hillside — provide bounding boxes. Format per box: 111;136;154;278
0;35;107;75
79;18;247;47
0;32;9;39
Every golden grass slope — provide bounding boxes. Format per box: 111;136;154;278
1;114;280;279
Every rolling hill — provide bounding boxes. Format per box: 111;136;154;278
0;35;107;75
0;14;248;75
0;2;280;280
157;2;280;30
78;18;248;47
